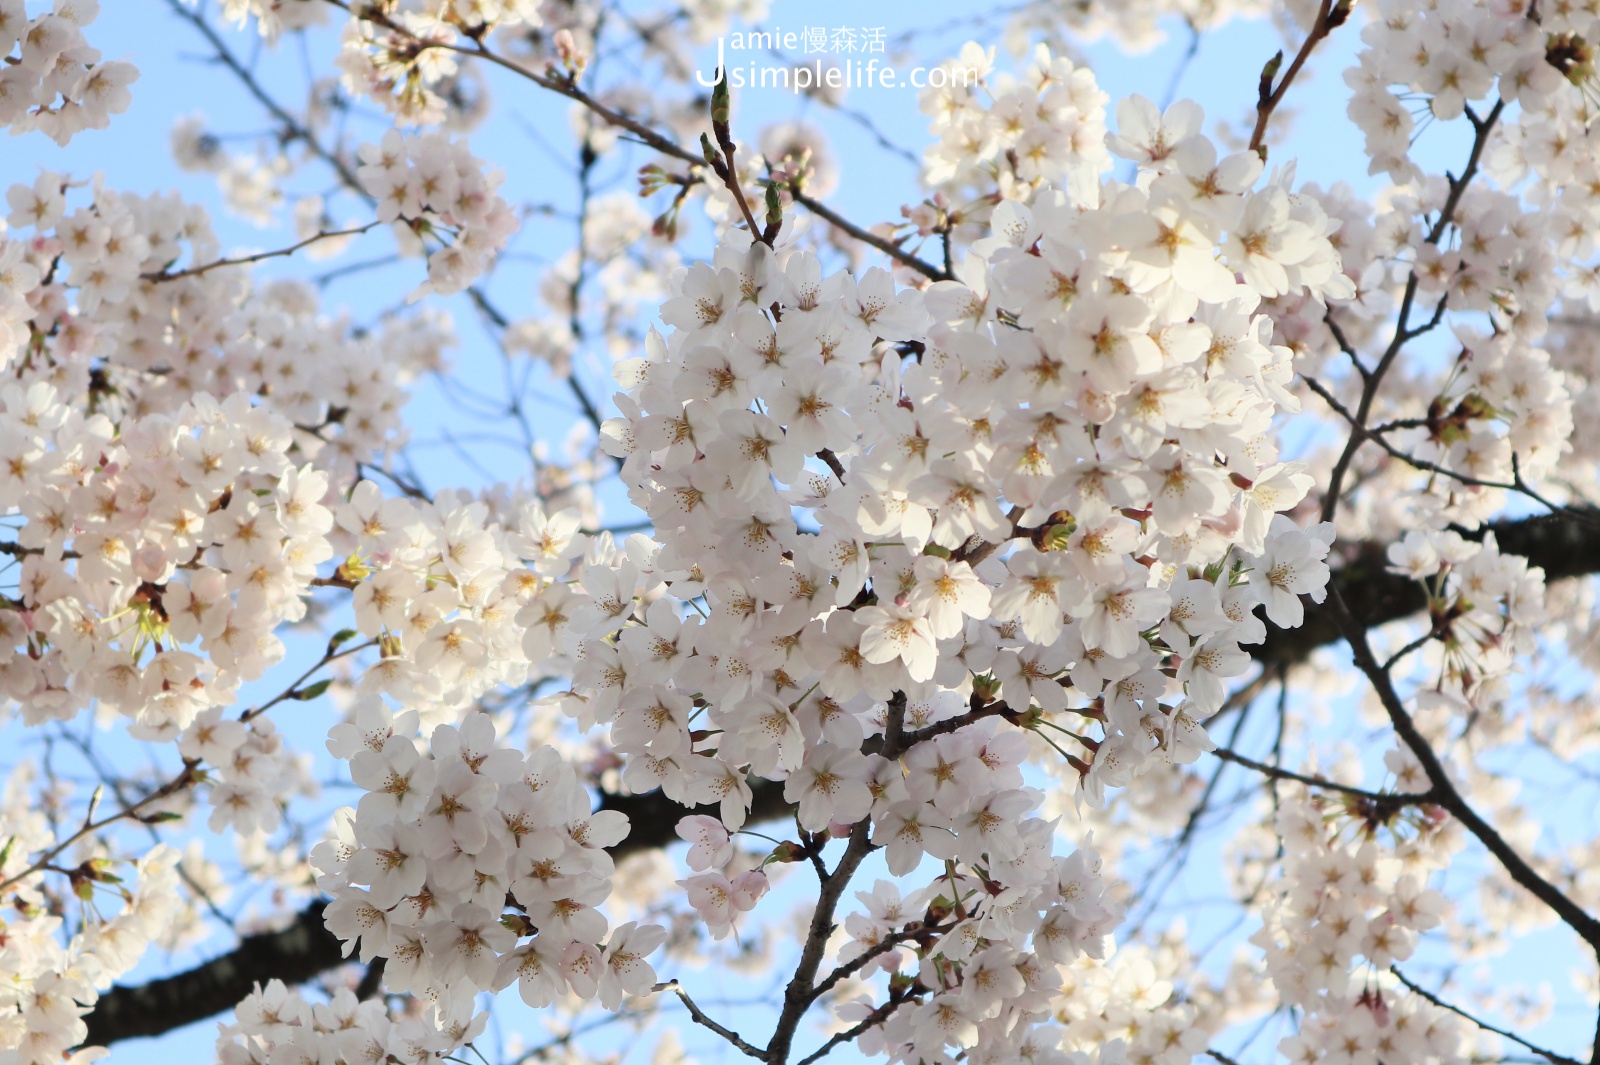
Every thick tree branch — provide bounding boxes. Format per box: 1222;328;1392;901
77;502;1600;1046
1253;506;1599;666
765;697;907;1065
78;498;1600;1048
82;901;342;1046
766;819;878;1065
80;777;772;1047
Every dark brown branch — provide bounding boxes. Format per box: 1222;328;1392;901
764;816;878;1064
1250;506;1599;667
793;991;915;1065
807;922;945;1007
82;901;344;1046
328;0;947;281
765;696;909;1065
80;774;773;1047
1391;967;1581;1065
1328;584;1600;950
1319;97;1504;523
1247;0;1350;156
815;449;847;483
788;188;950;282
1301;379;1596;528
1211;745;1434;807
2;761;200;895
77;502;1600;1046
654;980;768;1060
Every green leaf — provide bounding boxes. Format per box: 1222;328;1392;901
710;69;730;132
764;183;782;229
292;678;334;702
326;628;359;656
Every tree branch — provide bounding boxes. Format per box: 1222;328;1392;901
142;223;380;282
793;991;914;1065
1390;966;1581;1065
1327;583;1600;950
1247;0;1350;156
1211;745;1434;807
765;697;906;1065
79;773;776;1047
75;500;1600;1046
788;188;950;282
654;980;768;1060
82;901;344;1046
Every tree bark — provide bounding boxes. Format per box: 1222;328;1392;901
81;776;800;1046
80;507;1600;1047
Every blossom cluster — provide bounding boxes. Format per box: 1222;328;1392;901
0;163;459;1061
215;979;482;1065
1385;527;1548;708
1253;788;1465;1065
549;65;1350;1055
5;0;1598;1062
355;129;520;298
600;86;1344;813
917;44;1110;206
832;830;1124;1063
315;703;665;1030
675;813;769;939
193;62;1359;1059
0;0;137;145
0;834;183;1062
1347;0;1559;184
336;1;542;127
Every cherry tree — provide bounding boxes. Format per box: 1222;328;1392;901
0;0;1598;1064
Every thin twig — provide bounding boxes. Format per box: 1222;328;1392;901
1212;746;1433;806
807;922;947;1006
653;981;768;1060
1319;97;1505;523
240;638;377;722
789;188;949;282
793;993;914;1065
1391;967;1580;1065
0;760;200;893
1248;0;1349;156
1303;376;1599;526
143;223;379;281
